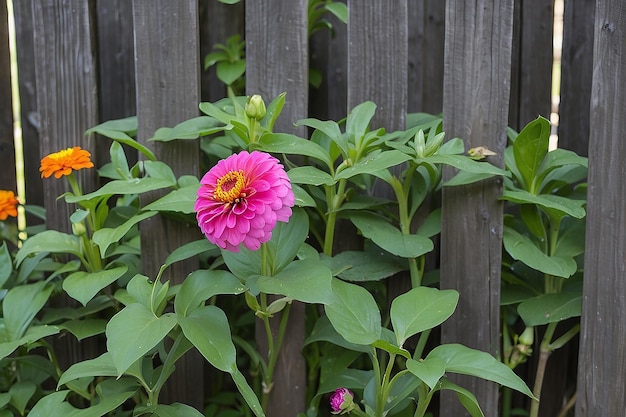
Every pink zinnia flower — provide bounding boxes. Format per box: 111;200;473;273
195;150;294;252
330;388;355;414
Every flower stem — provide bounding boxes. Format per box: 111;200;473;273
529;321;558;417
323;180;347;256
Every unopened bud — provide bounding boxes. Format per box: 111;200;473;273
245;94;266;120
72;221;87;236
518;327;534;346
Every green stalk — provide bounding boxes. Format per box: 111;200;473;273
413;383;435;417
376;353;397;417
529;321;558;417
323;179;347;256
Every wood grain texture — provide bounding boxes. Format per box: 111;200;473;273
440;1;513;416
0;0;16;192
13;0;43;215
132;0;203;409
246;0;308;135
557;0;595;156
32;0;99;233
509;0;554;130
348;1;408;130
576;1;626;415
422;0;445;115
245;2;309;416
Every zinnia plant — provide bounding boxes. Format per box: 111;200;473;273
39;146;94;179
195;150;294;252
0;190;19;221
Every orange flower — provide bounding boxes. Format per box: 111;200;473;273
40;146;94;179
0;190;19;221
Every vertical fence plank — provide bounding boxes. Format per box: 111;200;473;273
13;0;42;216
32;0;99;234
347;2;407;130
576;1;626;416
440;1;514;416
557;0;595;156
509;0;554;131
422;0;445;115
0;0;15;194
132;0;203;409
245;2;308;416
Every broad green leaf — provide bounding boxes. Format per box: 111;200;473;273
371;339;410;359
406;357;445;389
178;305;236;372
304;315;370;354
0;325;59;361
536;148;588;190
553;218;586;258
0;242;12;288
163;239;219;271
73;378;138;417
424;154;508;177
295;118;347;156
501;190;586;219
503;226;577;278
143;183;200;213
324;250;406;282
324;278;381;345
346;101;376;146
334;150;411;180
517;292;582;326
174;270;246;317
150;116;230;142
58;352;118;387
28;391;73;417
231;368;266;417
437;379;484;417
59;319;106;341
9;381;36;415
262;92;286;132
86;116;137;136
255;133;333;169
65;178;175;203
350;212;433;258
292;184;316;207
255;258;334;304
63;267;128;306
217;60;246;86
326;2;348;23
106;303;177;376
287;166;335;186
391;287;458;346
14;230;81;266
136;403;205;417
427;344;534;398
513;116;550;192
4;281;54;340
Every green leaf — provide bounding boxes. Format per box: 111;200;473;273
255;258;334;304
324;250;406;282
0;242;12;288
503;226;577;278
425;154;508;177
437;379;485;417
163;239;219;271
501;190;586;219
93;211;156;256
136;403;206;417
150;116;230;142
287;166;335;186
254;133;333;170
512;116;551;192
326;2;348;23
4;281;54;340
324;278;381;345
63;267;127;306
295;118;347;156
0;325;59;361
335;150;411;180
231;368;266;417
59;319;106;341
427;344;535;398
143;183;200;213
75;378;138;416
217;60;246;86
86;116;137;136
346;101;376;145
28;391;73;417
178;305;236;372
371;339;410;359
9;381;36;415
391;287;458;346
14;230;81;266
517;293;582;326
65;178;176;203
58;352;118;387
305;315;370;353
350;212;433;258
106;303;177;376
406;357;445;389
174;270;246;317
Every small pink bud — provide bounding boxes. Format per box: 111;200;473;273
330;388;355;414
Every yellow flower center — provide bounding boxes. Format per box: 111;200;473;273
214;170;246;203
51;147;74;161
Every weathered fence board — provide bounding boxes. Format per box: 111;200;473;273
132;0;204;409
32;0;99;234
0;0;15;193
245;2;309;416
440;2;514;416
558;0;595;156
12;0;42;214
576;1;626;415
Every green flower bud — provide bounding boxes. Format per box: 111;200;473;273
72;221;87;237
518;327;534;346
414;130;426;158
245;94;266;120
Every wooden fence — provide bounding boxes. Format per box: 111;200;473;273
0;1;624;416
